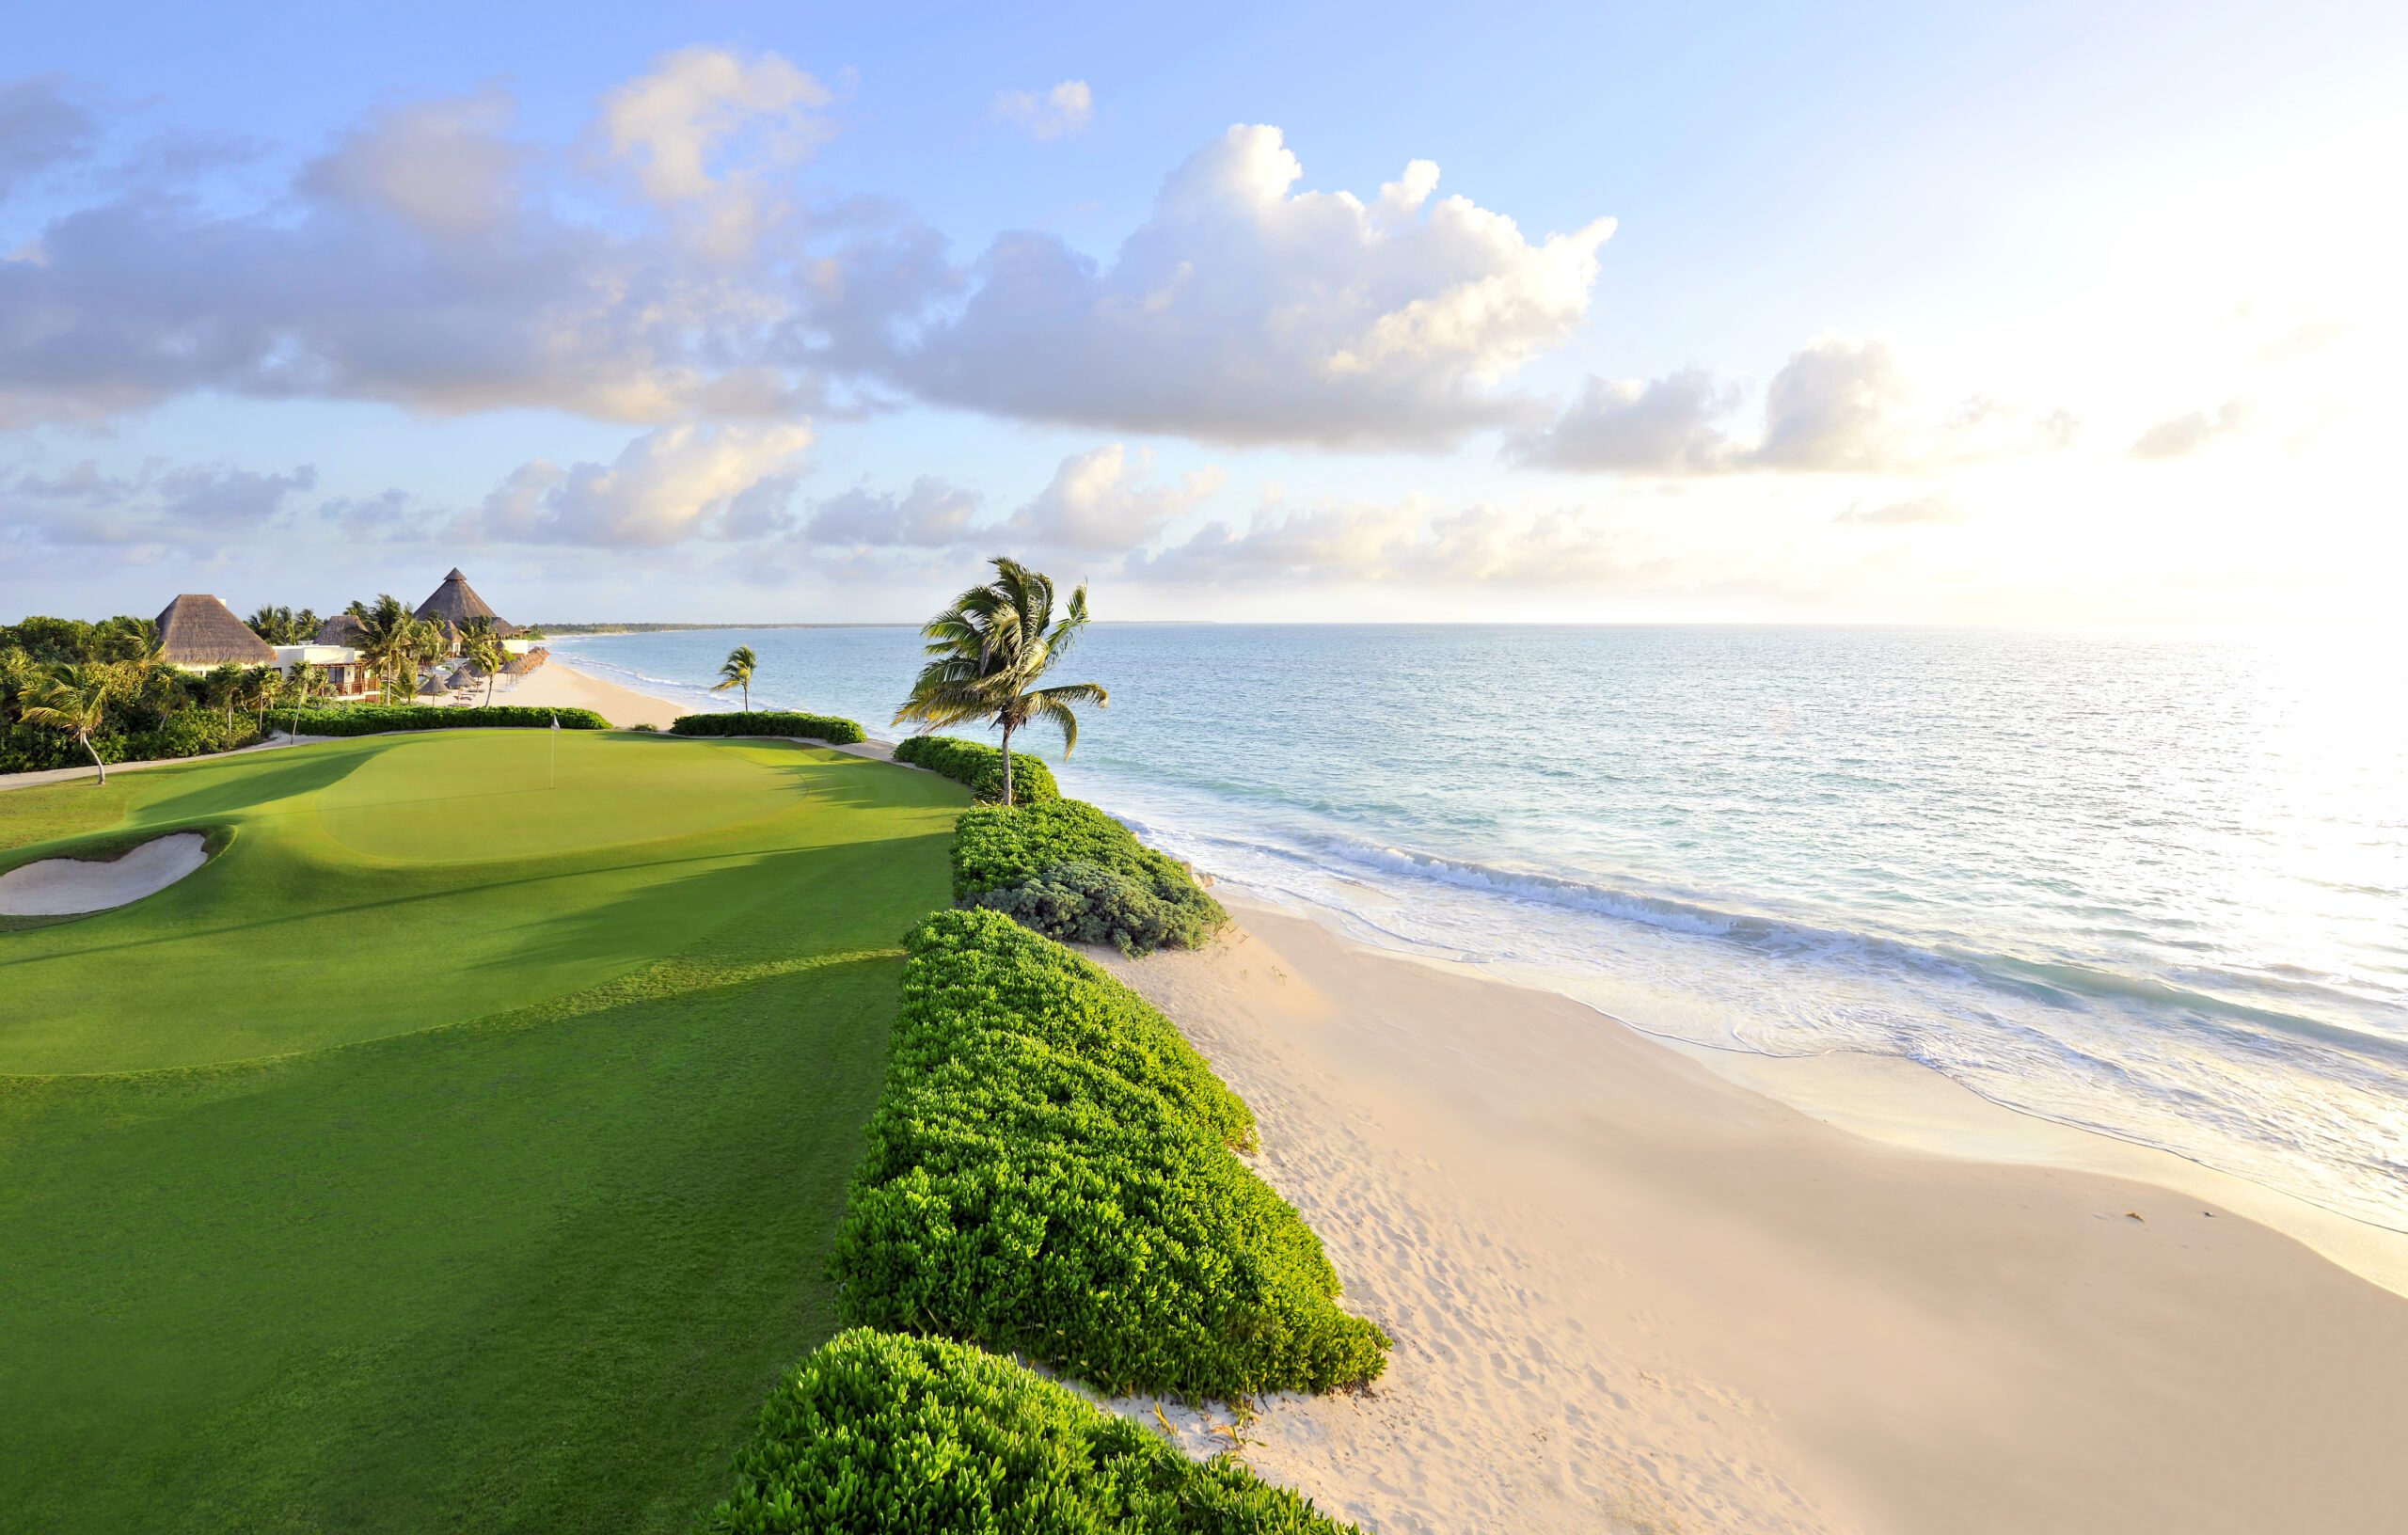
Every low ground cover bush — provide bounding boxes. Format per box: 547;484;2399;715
833;910;1386;1400
892;734;1059;803
287;705;609;736
954;799;1228;955
669;711;866;744
705;1328;1357;1534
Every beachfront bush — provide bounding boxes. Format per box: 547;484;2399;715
953;799;1228;955
704;1328;1357;1535
833;910;1386;1400
284;705;609;736
891;734;1059;803
668;711;866;744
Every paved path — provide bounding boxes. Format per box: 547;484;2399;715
0;734;336;794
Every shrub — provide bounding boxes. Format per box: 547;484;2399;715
667;711;866;744
891;734;1059;803
953;799;1227;955
833;910;1386;1400
704;1329;1357;1534
284;705;609;736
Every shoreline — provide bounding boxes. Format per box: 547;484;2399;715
1093;898;2408;1534
541;654;2408;1295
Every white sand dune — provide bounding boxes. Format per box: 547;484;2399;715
0;832;208;915
1092;900;2408;1535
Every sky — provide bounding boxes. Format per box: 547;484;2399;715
2;0;2400;626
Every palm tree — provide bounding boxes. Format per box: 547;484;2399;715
243;664;278;734
895;557;1107;808
20;663;116;785
460;620;509;708
347;595;422;704
283;663;327;736
245;606;318;645
713;645;757;715
202;663;246;734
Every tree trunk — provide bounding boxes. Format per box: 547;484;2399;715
743;681;750;715
485;673;496;708
83;732;105;786
999;720;1015;808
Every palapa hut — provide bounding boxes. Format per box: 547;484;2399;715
155;594;277;672
315;612;366;647
413;569;517;646
416;673;449;699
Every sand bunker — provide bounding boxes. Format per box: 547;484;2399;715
0;833;209;916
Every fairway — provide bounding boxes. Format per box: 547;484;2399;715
0;730;964;1533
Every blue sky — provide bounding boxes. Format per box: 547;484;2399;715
4;1;2399;624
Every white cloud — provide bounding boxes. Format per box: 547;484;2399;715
2129;399;2250;460
301;89;525;236
991;80;1093;141
1131;495;1640;586
1516;336;2079;477
853;125;1615;446
805;475;982;546
1006;444;1226;549
472;420;812;546
598;47;833;258
3;458;317;546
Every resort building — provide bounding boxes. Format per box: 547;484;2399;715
154;594;277;672
414;568;518;651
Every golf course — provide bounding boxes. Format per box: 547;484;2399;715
0;729;965;1531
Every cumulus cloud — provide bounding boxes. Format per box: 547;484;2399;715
2129;399;2250;460
597;46;835;258
1130;496;1637;586
471;420;812;546
1507;368;1740;472
848;125;1615;446
1516;336;2077;478
805;475;982;546
0;74;98;198
0;56;829;426
1005;444;1225;549
991;81;1093;140
3;458;317;546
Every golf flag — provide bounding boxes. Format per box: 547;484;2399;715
549;712;559;732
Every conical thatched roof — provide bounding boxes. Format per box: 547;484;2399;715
315;612;366;647
417;673;448;696
414;568;516;637
155;594;277;667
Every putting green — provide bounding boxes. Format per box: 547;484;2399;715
0;726;966;1533
0;731;960;1075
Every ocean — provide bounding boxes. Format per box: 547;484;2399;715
548;624;2408;1229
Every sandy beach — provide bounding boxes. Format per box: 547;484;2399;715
481;656;689;730
457;663;2408;1532
1091;900;2408;1535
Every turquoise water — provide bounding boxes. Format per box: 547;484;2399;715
551;625;2408;1227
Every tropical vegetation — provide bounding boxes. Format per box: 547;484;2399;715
953;798;1228;955
704;1329;1356;1535
890;734;1060;803
895;557;1106;808
284;704;608;736
1;615;271;775
832;909;1387;1400
245;605;322;644
670;711;865;744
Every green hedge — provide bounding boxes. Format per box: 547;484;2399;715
833;910;1386;1400
704;1329;1356;1534
668;711;866;745
285;705;609;736
955;799;1228;955
892;735;1059;803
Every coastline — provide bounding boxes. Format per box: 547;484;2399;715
502;658;2408;1528
1093;898;2408;1535
486;656;690;730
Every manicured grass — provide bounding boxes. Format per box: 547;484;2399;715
0;731;965;1533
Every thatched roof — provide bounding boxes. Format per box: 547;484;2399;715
502;646;549;676
417;673;448;696
156;594;277;668
315;612;366;647
414;568;516;637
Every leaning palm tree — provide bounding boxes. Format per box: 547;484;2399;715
895;557;1107;808
713;645;757;714
20;663;116;785
283;662;327;736
460;620;509;708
